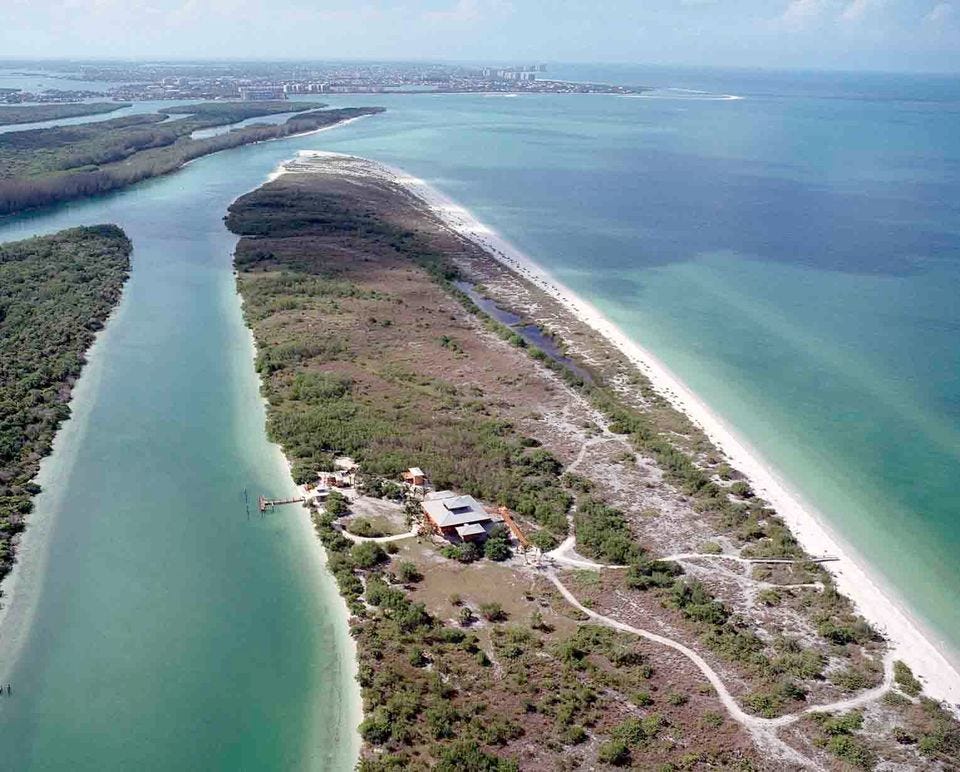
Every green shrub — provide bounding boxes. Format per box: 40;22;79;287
893;660;922;696
829;665;877;692
702;711;724;728
811;709;864;736
484;525;512;561
351;541;387;569
324;490;349;516
408;647;428;667
817;619;873;646
358;707;392;744
825;735;873;769
597;738;630;766
574;497;641;565
426;704;458;739
626;558;683;590
396;560;422;583
480;602;506;622
528;529;559;551
757;588;781;606
435;741;518;772
441;542;480;563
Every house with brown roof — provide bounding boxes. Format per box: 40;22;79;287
421;490;502;542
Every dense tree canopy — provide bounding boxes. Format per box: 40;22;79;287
0;103;384;215
0;102;131;127
0;224;131;581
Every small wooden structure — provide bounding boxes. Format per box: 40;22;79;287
402;467;427;487
496;506;530;550
259;495;306;513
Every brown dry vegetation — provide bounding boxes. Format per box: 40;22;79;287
227;165;959;770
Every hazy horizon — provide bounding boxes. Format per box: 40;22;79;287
1;56;959;78
3;0;958;75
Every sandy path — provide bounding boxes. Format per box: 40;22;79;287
549;570;895;769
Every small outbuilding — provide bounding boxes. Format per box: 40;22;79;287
402;467;427;487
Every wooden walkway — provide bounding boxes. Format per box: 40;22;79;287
258;495;306;513
497;506;530;549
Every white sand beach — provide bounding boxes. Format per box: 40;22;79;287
273;150;960;712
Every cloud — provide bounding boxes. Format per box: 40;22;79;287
776;0;825;30
840;0;872;22
923;1;954;25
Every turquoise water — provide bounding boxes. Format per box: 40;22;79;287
0;129;360;769
0;65;957;765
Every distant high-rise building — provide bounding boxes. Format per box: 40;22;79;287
239;86;286;101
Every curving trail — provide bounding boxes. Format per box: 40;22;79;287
337;526;418;544
549;570;896;769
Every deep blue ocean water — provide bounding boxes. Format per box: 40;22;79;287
0;64;957;766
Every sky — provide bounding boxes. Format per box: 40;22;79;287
2;0;959;73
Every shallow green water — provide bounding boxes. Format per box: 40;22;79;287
0;141;359;770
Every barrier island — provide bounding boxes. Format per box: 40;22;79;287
227;156;960;770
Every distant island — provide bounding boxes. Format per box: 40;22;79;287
0;101;384;215
1;60;648;101
0;225;131;585
0;102;131;126
226;155;960;770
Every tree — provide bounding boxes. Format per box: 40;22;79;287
396;560;422;583
484;533;511;561
290;460;316;485
351;541;387;569
324;490;349;516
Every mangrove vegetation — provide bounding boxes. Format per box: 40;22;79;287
0;224;131;583
0;101;384;215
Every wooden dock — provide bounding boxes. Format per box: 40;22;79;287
258;495;306;513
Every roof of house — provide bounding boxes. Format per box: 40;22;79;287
422;491;500;528
454;523;487;538
407;467;425;478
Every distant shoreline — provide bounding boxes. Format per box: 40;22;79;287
275;150;960;711
0;106;384;217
